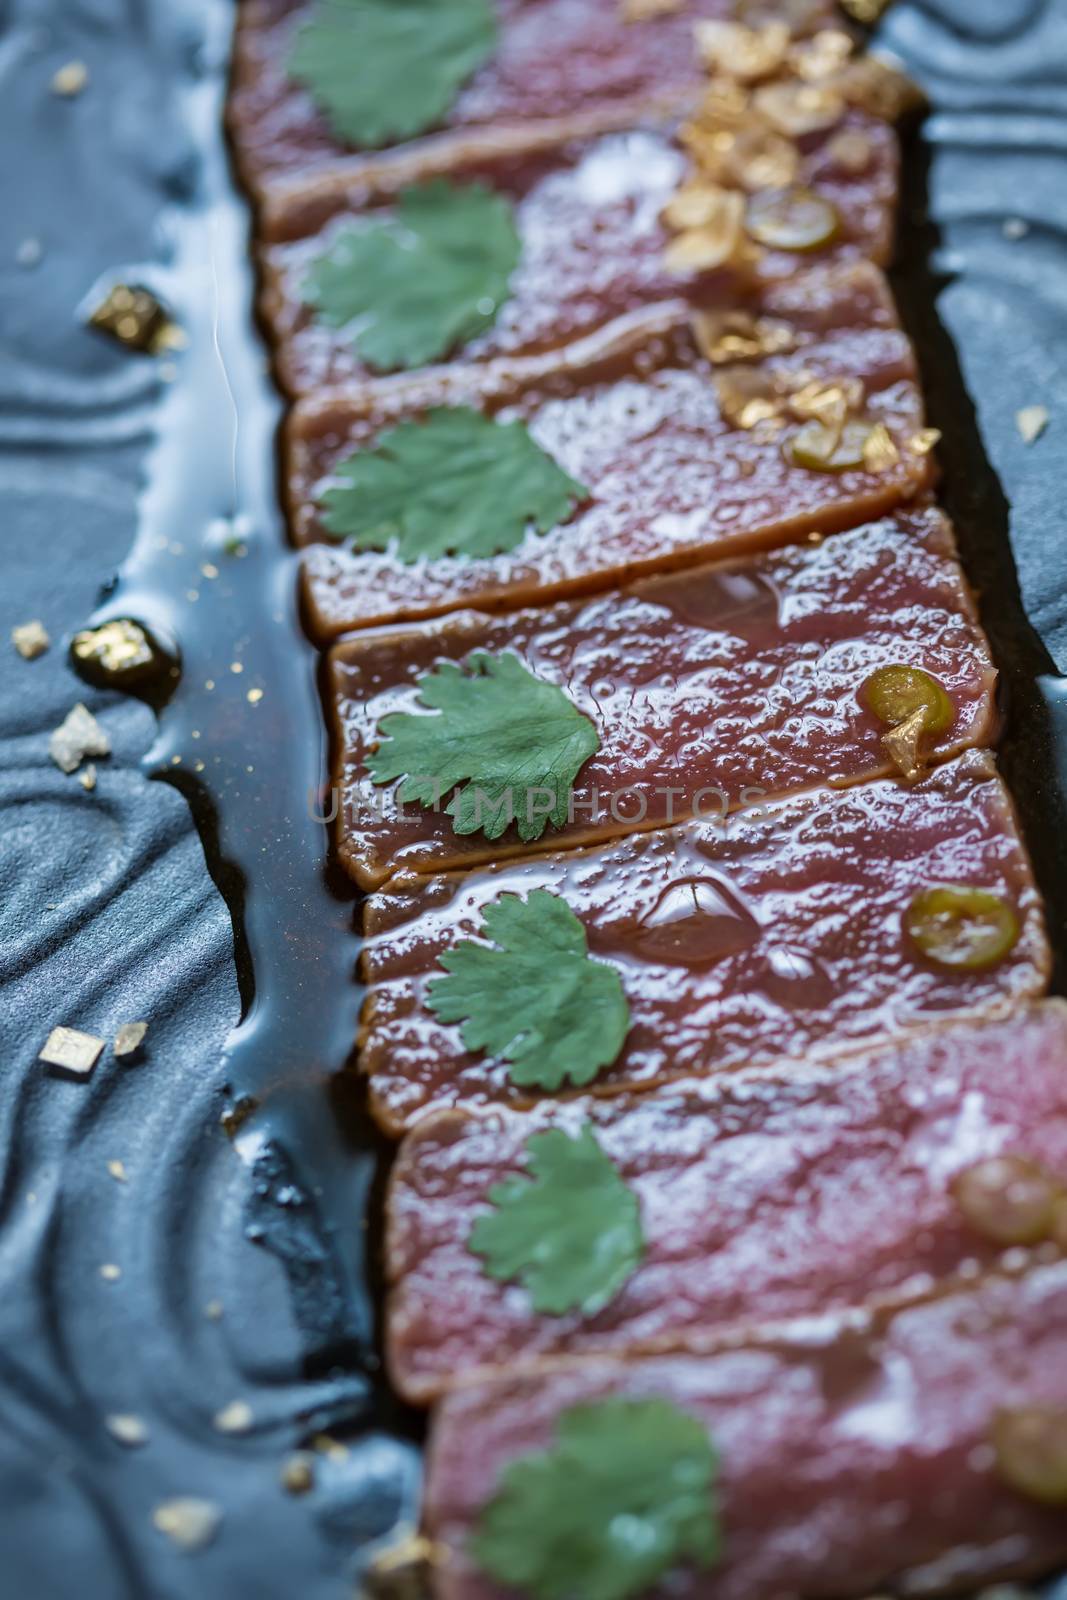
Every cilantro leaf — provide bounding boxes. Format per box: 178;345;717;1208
427;890;630;1090
319;408;587;563
302;180;520;372
289;0;497;149
366;654;599;842
472;1397;722;1600
470;1126;644;1315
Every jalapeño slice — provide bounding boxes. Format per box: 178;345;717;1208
904;885;1020;972
746;187;841;252
862;665;953;734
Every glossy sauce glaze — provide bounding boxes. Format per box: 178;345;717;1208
359;752;1050;1134
385;1000;1067;1401
328;507;997;887
424;1257;1067;1600
229;0;838;201
260;111;898;396
293;262;933;638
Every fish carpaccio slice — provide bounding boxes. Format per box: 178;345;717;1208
359;751;1050;1135
424;1258;1067;1600
386;1000;1067;1403
229;0;838;204
328;506;996;888
293;262;934;639
260;111;897;394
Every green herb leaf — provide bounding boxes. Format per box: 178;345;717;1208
366;654;599;842
289;0;497;149
427;891;630;1090
302;180;520;371
470;1126;644;1315
472;1397;721;1600
320;408;587;563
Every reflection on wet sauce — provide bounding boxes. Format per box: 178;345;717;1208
641;566;781;639
612;876;761;968
764;944;836;1008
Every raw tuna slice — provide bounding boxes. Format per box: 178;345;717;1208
292;262;934;640
424;1258;1067;1600
259;111;897;395
359;751;1049;1135
328;506;995;888
386;1000;1067;1402
229;0;838;202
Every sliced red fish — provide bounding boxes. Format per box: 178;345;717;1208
386;1000;1067;1402
292;263;933;639
328;505;995;888
359;752;1049;1134
229;0;838;203
424;1258;1067;1600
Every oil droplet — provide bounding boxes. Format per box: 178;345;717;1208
643;567;780;639
763;944;835;1008
623;877;760;967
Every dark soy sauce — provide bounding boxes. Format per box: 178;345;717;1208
80;0;423;1562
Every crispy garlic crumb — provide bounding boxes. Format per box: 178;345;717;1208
79;765;97;792
312;1433;350;1464
1017;404;1050;445
280;1453;315;1495
880;706;929;783
661;18;920;285
100;1263;122;1281
88;285;183;356
909;427;942;456
72;619;158;682
51;60;89;97
107;1160;128;1184
204;1299;224;1320
39;1026;105;1076
152;1497;223;1553
49;703;110;775
691;308;798;365
620;0;683;18
114;1021;148;1059
213;1400;254;1435
364;1533;446;1600
12;620;50;659
106;1413;149;1448
861;422;901;472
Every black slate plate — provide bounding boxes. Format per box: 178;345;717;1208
0;0;1065;1596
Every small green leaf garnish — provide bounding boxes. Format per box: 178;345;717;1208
302;180;520;372
428;891;630;1090
289;0;497;149
470;1126;644;1315
472;1397;721;1600
320;408;587;563
366;653;599;842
